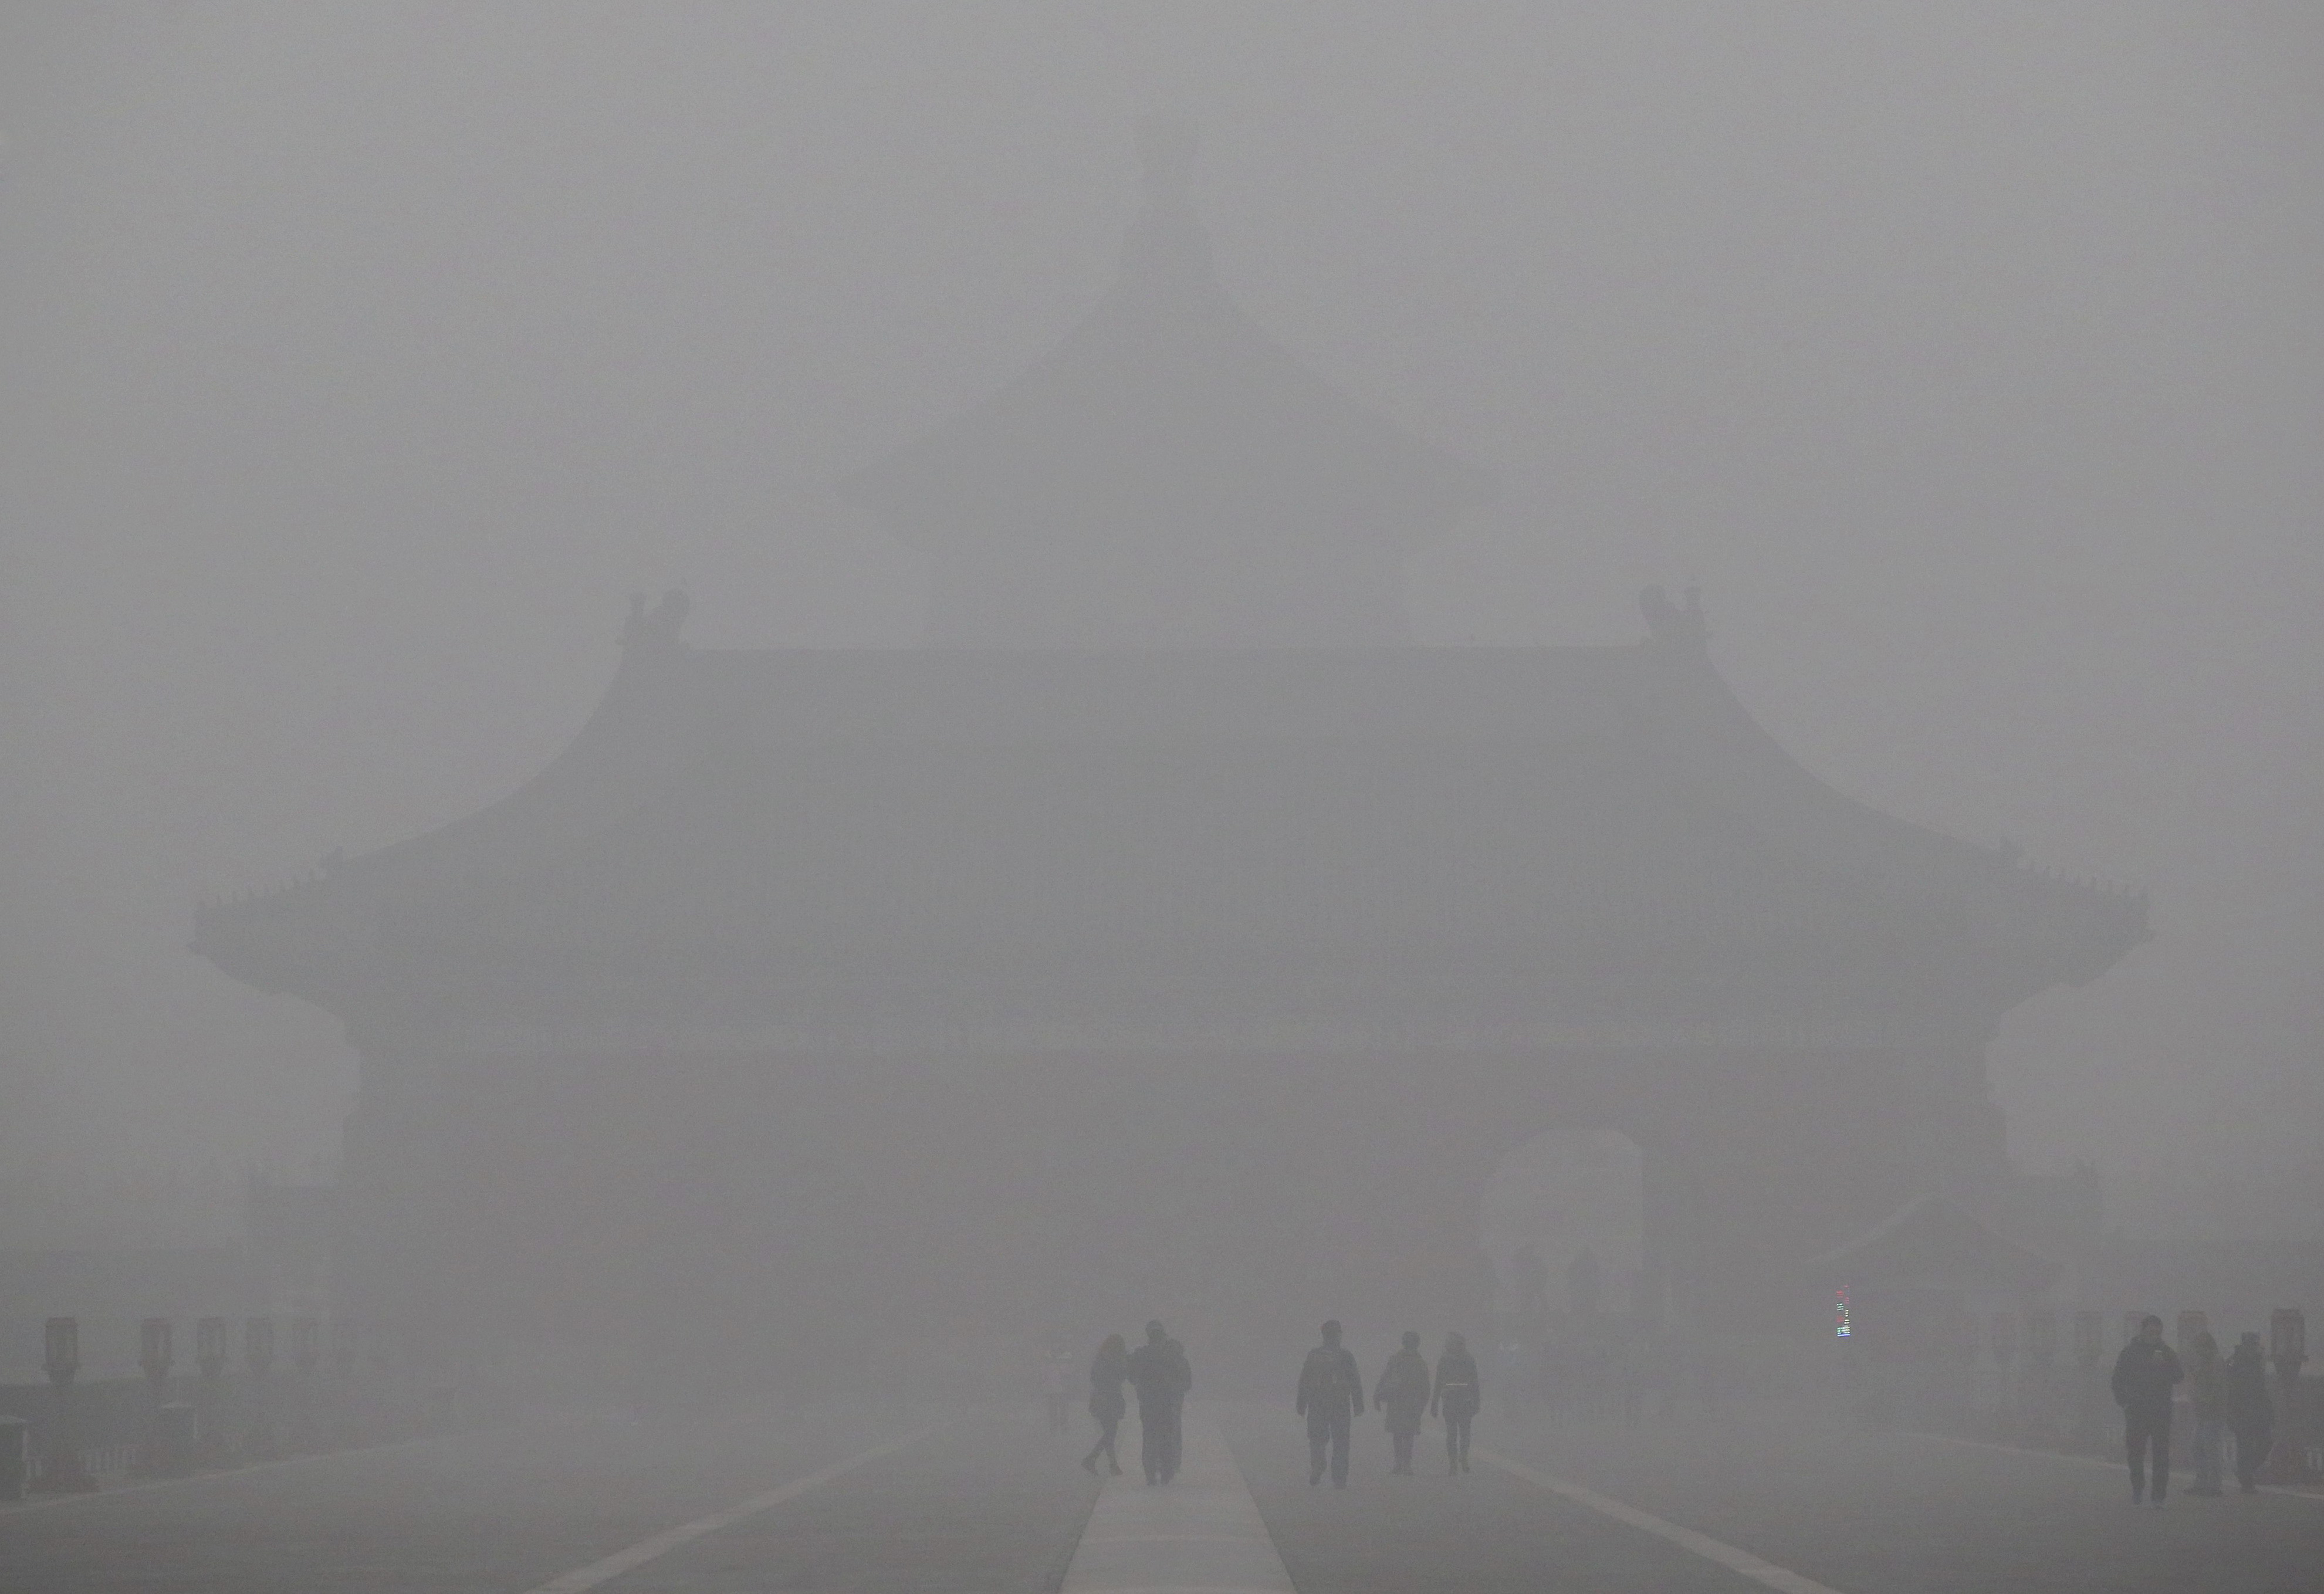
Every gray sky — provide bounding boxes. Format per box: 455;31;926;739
1;4;2318;1233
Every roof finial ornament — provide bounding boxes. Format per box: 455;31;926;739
1639;583;1710;650
621;588;691;655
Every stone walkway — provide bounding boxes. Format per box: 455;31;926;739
1062;1403;1294;1594
9;1400;2324;1591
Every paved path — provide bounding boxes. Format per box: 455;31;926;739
1489;1406;2324;1594
1222;1400;2324;1594
7;1399;2321;1591
535;1412;1096;1594
1060;1403;1292;1593
1223;1403;1804;1594
0;1406;1095;1594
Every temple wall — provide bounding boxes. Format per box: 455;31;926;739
323;1028;2010;1399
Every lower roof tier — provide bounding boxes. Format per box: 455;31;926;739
193;631;2147;1042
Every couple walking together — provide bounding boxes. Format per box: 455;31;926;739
2112;1314;2278;1504
1297;1321;1480;1486
1082;1321;1192;1485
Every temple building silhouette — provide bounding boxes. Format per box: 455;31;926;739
194;128;2146;1395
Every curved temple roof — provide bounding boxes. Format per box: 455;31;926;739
194;597;2147;1049
194;132;2145;1050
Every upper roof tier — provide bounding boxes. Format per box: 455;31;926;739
837;120;1496;648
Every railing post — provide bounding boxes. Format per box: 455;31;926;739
32;1317;97;1493
0;1415;28;1500
1988;1313;2018;1439
2024;1310;2056;1446
2072;1310;2105;1451
290;1319;323;1459
137;1317;187;1475
244;1317;278;1460
2260;1309;2316;1484
331;1319;361;1446
195;1315;230;1464
1947;1307;1980;1435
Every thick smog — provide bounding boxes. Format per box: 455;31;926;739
2;7;2320;1592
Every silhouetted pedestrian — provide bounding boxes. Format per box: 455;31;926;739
1125;1320;1190;1484
1082;1333;1127;1475
2225;1332;2274;1493
1297;1320;1363;1488
2110;1314;2183;1507
1432;1332;1480;1474
1375;1331;1429;1475
2185;1329;2224;1495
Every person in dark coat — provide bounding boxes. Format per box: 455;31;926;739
1296;1320;1364;1488
2225;1331;2275;1493
1082;1332;1128;1475
1125;1320;1191;1485
2110;1314;2183;1506
1374;1331;1430;1475
1431;1331;1481;1474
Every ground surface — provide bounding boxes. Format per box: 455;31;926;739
3;1401;2318;1592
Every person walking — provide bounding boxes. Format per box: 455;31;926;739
1125;1321;1191;1485
2225;1331;2275;1494
1432;1331;1481;1474
2185;1329;2225;1495
2110;1314;2183;1507
1375;1331;1430;1475
1296;1320;1364;1488
1082;1333;1128;1475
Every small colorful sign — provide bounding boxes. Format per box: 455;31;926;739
1835;1287;1851;1338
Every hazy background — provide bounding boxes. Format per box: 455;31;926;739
1;3;2317;1242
